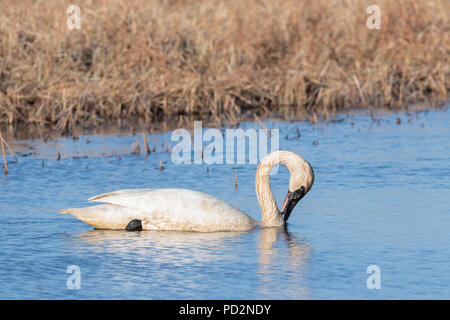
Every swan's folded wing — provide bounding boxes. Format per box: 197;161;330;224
87;188;219;214
88;189;156;202
88;189;188;212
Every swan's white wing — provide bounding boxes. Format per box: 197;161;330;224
63;188;256;232
88;188;235;218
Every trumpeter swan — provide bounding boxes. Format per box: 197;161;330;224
60;150;314;232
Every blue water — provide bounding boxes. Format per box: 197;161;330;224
0;108;449;299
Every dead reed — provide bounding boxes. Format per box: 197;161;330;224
0;131;8;175
132;137;141;155
232;170;238;190
142;133;151;155
0;0;448;136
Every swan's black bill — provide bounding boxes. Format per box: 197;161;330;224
281;186;305;222
126;219;142;231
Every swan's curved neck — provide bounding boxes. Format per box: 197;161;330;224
255;151;313;227
255;152;284;227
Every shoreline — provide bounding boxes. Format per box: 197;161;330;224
1;102;447;142
1;104;447;160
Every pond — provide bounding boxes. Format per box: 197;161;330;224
0;107;449;299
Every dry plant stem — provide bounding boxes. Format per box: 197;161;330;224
132;137;141;155
254;114;271;136
0;132;17;161
142;133;151;155
0;133;8;176
232;170;238;190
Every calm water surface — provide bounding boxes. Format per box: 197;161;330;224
1;109;449;299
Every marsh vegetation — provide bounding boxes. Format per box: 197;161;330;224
0;0;448;137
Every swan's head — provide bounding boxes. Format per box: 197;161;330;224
279;151;315;222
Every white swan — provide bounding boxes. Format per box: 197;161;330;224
60;150;314;232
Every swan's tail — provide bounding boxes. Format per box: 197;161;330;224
59;204;138;230
59;208;77;214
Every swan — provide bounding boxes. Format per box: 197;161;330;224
60;150;314;232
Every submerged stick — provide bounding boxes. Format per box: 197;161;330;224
254;114;271;137
0;131;17;162
232;170;238;190
132;137;141;155
142;133;151;155
0;133;8;176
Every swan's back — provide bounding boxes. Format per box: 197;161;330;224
61;188;257;232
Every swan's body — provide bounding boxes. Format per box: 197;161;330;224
61;188;257;232
61;151;314;232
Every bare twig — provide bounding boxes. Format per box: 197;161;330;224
231;170;238;190
0;131;17;162
132;137;141;155
1;133;8;176
254;114;271;137
142;133;151;155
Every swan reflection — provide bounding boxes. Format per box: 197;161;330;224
69;229;246;264
257;225;310;298
67;225;310;298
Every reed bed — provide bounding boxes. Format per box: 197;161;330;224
0;0;448;136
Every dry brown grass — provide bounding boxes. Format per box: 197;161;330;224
0;0;449;136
